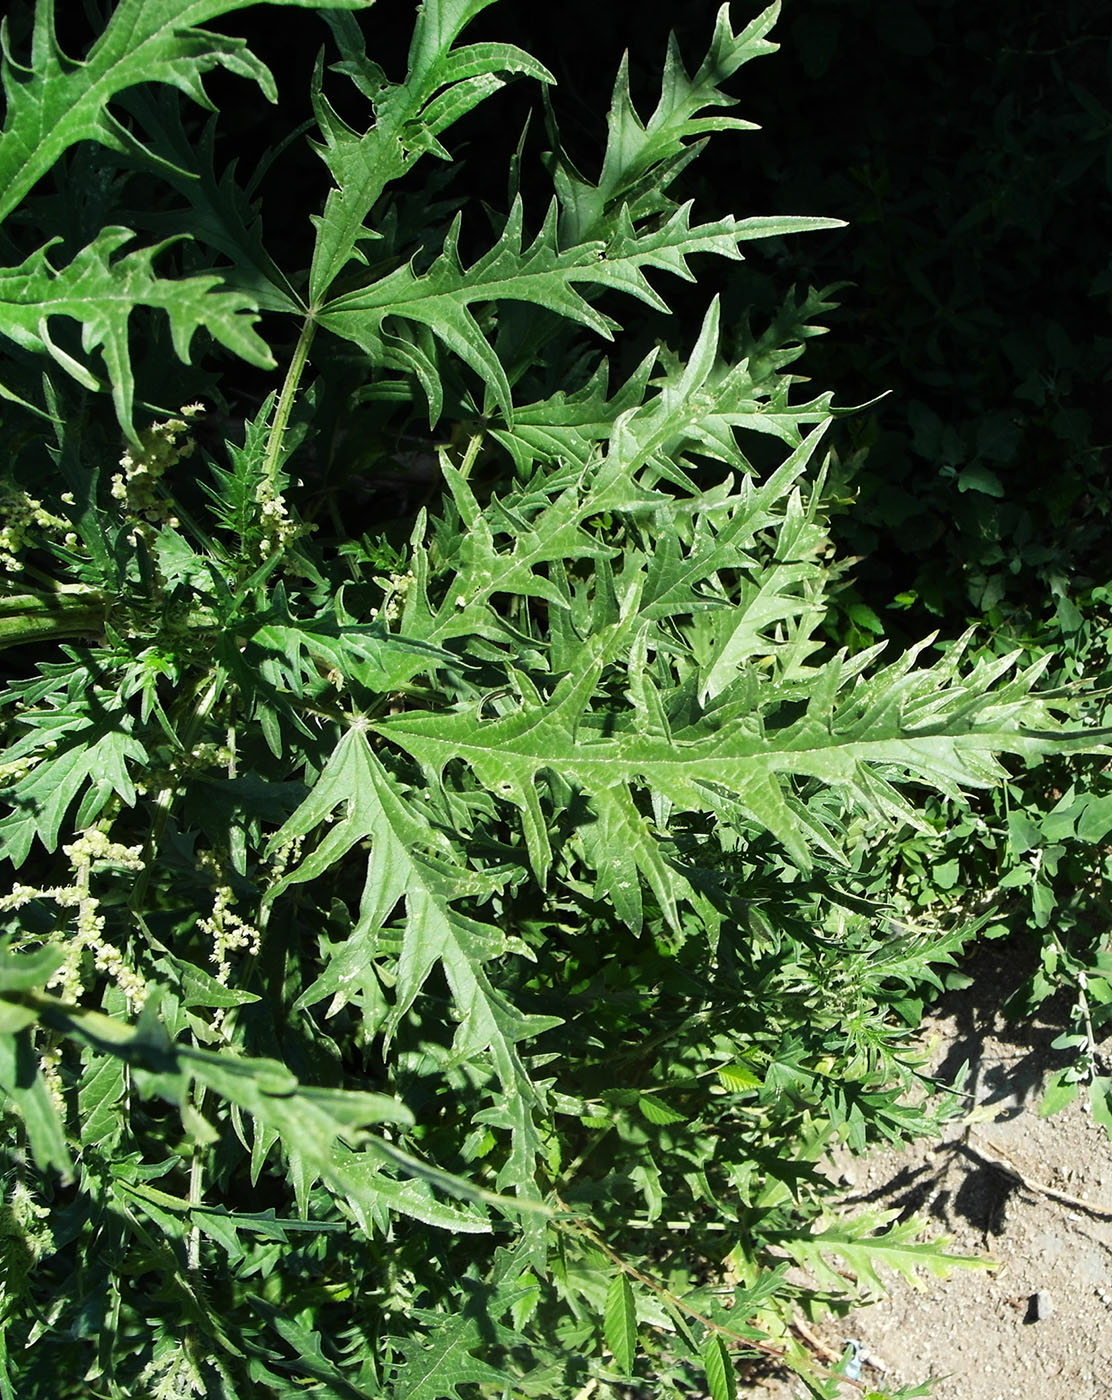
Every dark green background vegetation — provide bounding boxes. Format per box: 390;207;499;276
170;0;1112;644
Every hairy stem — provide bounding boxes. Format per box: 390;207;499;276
262;316;317;489
187;1087;207;1274
0;589;106;651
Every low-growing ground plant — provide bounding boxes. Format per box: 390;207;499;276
0;3;1105;1397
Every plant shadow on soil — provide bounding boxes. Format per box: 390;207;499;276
749;934;1112;1400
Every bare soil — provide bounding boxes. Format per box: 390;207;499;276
749;939;1112;1400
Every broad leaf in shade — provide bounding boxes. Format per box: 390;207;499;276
0;0;376;224
0;229;274;438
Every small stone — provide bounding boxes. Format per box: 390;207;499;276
1032;1290;1053;1321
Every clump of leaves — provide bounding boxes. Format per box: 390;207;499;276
0;3;1103;1398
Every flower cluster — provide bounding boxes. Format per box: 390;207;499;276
0;1181;54;1318
111;404;204;536
254;480;301;558
197;850;261;998
376;569;415;624
0;488;74;572
0;829;151;1007
133;737;234;799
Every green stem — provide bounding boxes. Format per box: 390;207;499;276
0;589;106;651
454;431;484;481
262;316;317;490
187;1086;207;1274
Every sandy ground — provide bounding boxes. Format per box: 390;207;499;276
749;940;1112;1400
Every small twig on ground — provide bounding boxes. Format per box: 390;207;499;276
962;1132;1112;1220
789;1314;842;1362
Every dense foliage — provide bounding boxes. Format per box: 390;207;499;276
0;3;1107;1398
694;0;1112;1124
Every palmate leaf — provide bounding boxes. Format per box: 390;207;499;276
0;705;146;866
391;1307;516;1400
309;0;554;301
605;300;836;478
491;4;842;399
372;477;1100;873
0;0;373;431
489;353;659;471
394;315;832;670
490;285;843;474
0;228;274;438
574;783;684;936
730;282;848;382
242;1293;379;1399
627;450;831;628
78;1046;127;1151
119;1110;492;1239
397;461;618;653
697;560;824;703
367;300;1106;890
550;0;783;243
318;201;840;422
0;0;376;225
373;640;1090;877
776;1209;989;1294
244;587;470;697
264;725;560;1190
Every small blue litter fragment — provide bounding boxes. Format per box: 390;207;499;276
841;1338;864;1382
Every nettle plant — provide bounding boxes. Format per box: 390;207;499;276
0;2;1103;1398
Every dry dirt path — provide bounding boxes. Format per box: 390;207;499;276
752;940;1112;1400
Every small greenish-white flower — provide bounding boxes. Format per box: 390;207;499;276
0;488;70;571
197;850;262;994
111;409;201;526
63;829;144;870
